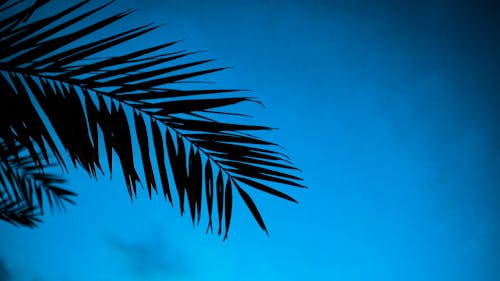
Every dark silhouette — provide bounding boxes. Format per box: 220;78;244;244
0;0;304;239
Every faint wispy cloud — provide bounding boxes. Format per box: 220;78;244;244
102;227;188;279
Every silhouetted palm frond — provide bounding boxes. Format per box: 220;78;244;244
0;0;304;238
0;142;75;227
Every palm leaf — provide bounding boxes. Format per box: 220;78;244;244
0;197;41;228
0;0;304;237
0;142;76;227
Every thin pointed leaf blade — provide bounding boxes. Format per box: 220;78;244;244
204;160;214;233
187;146;197;224
134;110;156;198
234;176;298;203
223;179;232;241
193;149;202;224
216;170;223;235
151;118;172;204
235;182;268;235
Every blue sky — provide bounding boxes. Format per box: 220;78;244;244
1;0;500;280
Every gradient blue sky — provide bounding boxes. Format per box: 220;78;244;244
1;0;500;280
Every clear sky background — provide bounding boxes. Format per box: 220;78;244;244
1;0;500;280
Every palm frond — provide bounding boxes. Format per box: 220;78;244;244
0;142;75;227
0;0;304;238
0;197;41;227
